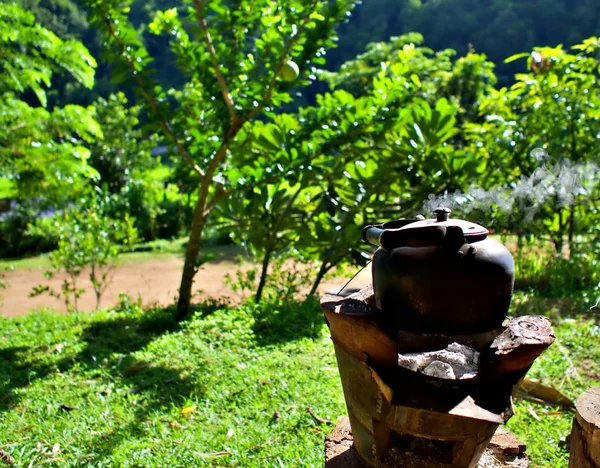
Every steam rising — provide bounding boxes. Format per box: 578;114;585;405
423;149;599;221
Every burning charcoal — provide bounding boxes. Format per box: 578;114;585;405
423;361;456;379
397;342;479;380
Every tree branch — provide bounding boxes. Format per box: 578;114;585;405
101;9;203;176
204;172;282;216
247;0;319;120
193;0;238;123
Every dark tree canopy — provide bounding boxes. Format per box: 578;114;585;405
19;0;600;106
335;0;600;85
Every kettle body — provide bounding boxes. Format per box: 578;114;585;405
364;209;515;335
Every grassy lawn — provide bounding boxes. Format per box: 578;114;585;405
0;239;188;271
0;240;243;272
0;250;181;271
0;294;597;467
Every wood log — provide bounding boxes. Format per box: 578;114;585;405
321;286;398;368
325;416;530;467
569;387;600;468
481;315;555;379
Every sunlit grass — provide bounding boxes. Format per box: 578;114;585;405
0;296;597;467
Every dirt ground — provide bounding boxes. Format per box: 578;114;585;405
0;253;372;317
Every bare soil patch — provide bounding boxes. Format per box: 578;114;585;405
0;250;371;317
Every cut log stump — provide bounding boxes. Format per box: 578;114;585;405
325;416;530;468
569;387;600;468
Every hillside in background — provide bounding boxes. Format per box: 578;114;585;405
336;0;600;85
18;0;600;107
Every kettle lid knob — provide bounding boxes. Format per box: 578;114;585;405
434;207;452;222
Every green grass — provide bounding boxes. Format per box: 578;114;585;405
0;239;188;271
0;299;343;467
0;239;241;271
507;293;600;466
0;254;53;271
0;250;182;271
0;295;597;467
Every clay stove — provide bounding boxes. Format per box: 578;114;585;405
321;209;555;468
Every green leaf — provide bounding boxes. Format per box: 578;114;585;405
504;52;530;64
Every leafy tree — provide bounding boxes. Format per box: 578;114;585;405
85;0;358;318
89;93;158;193
0;2;100;202
468;39;600;253
218;36;477;299
335;0;600;87
217;76;411;301
88;92;173;240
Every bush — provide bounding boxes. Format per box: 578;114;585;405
514;239;600;296
29;191;138;312
0;202;58;257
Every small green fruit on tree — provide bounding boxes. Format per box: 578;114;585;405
281;61;300;82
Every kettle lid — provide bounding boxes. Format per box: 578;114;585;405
400;208;489;239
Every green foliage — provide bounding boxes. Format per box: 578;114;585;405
335;0;600;87
13;0;600;108
465;40;600;253
88;92;178;241
0;202;60;257
0;96;101;200
218;36;491;298
0;2;101;246
0;3;95;102
29;191;138;312
319;33;454;96
84;0;360;316
90;93;158;193
225;258;313;304
514;236;600;297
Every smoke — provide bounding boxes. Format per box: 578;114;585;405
423;149;600;222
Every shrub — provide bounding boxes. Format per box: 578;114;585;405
29;191;138;312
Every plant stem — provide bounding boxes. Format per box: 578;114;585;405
254;243;274;303
193;0;237;122
254;182;305;303
308;261;330;296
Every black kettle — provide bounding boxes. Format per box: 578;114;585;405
363;208;515;335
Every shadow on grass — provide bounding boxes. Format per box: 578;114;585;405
251;296;326;346
0;345;39;410
0;307;184;412
0;305;213;461
0;296;326;460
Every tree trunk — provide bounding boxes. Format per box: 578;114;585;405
255;242;274;303
553;236;564;257
569;387;600;468
309;261;331;297
176;190;208;320
254;183;305;303
568;203;576;258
